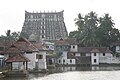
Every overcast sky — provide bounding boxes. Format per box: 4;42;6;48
0;0;120;35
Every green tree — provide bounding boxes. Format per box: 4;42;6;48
68;31;78;38
0;30;20;44
74;11;99;47
75;13;84;32
70;11;120;47
97;14;117;46
11;31;20;41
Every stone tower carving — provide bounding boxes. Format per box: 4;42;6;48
21;10;68;41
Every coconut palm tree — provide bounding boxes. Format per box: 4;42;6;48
97;13;115;46
75;11;99;47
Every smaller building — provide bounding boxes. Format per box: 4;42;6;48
68;47;114;65
4;37;48;71
54;39;120;66
6;54;30;70
55;39;78;65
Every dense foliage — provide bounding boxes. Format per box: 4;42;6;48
0;30;20;44
69;11;120;47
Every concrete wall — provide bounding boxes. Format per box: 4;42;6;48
37;51;47;69
91;53;99;65
75;53;80;56
110;56;120;64
24;52;36;70
57;51;75;65
12;62;24;70
99;53;112;64
70;45;78;52
86;53;91;56
11;51;47;70
116;46;120;53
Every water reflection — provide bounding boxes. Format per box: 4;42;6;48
48;66;120;73
1;66;120;80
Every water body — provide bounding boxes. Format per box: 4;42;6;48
1;66;120;80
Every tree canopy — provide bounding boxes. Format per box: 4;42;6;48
0;30;20;44
69;11;120;47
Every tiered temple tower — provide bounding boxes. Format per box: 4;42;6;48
21;10;68;41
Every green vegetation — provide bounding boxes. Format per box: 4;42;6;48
69;11;120;47
0;30;20;44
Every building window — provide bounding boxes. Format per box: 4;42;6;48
69;46;71;48
36;54;43;59
42;30;44;34
94;59;96;63
46;46;49;48
73;46;75;48
59;60;61;63
70;60;72;63
42;35;44;38
103;53;105;56
94;53;96;56
26;52;32;54
42;26;45;29
63;59;65;63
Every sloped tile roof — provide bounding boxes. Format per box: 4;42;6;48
13;37;39;52
4;37;39;54
90;48;100;53
32;42;49;51
68;47;112;59
55;39;78;45
65;39;79;45
6;54;30;62
78;47;112;53
0;41;14;53
5;44;21;53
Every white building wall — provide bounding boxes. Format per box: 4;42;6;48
61;51;68;59
24;51;47;70
57;51;75;65
116;46;120;53
110;56;120;64
24;52;36;70
99;53;112;64
91;53;99;65
67;59;75;65
97;53;120;64
45;42;54;50
86;53;91;56
37;51;47;69
70;45;78;52
58;51;67;64
12;62;23;70
75;53;80;56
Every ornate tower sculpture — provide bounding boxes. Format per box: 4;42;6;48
21;10;68;41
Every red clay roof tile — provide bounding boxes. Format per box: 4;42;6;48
6;54;30;62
